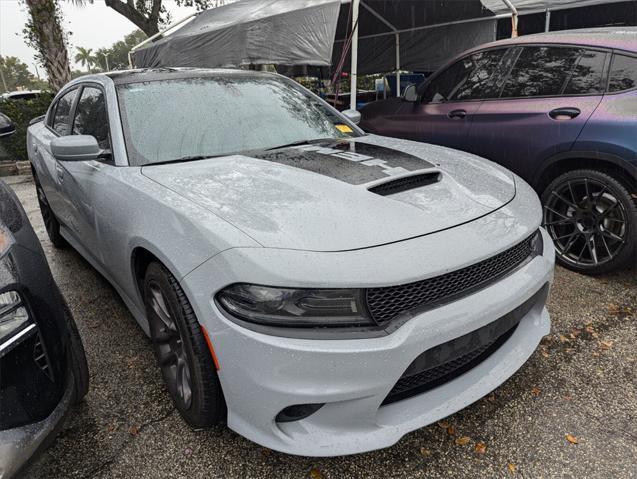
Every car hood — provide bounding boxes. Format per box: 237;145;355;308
141;136;515;252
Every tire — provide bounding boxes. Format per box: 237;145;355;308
541;169;636;275
62;301;90;404
32;169;67;248
143;262;226;427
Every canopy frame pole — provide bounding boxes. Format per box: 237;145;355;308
349;0;360;111
128;12;198;68
501;0;519;37
359;1;401;98
545;8;551;32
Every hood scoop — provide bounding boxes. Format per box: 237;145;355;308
368;172;442;196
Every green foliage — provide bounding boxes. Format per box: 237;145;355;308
0;56;48;93
93;29;147;71
0;93;54;161
74;46;96;72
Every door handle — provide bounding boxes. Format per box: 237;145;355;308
549;107;581;120
448;109;467;120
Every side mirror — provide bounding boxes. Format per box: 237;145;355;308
0;113;16;138
402;84;418;102
51;135;101;162
341;109;361;125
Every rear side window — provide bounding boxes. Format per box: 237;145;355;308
52;89;78;136
608;54;637;92
563;50;607;95
73;87;110;149
501;46;582;98
422;49;508;103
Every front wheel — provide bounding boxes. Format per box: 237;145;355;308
541;169;636;275
143;262;226;427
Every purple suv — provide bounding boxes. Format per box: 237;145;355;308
361;28;637;275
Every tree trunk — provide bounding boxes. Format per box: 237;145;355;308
105;0;161;37
24;0;71;91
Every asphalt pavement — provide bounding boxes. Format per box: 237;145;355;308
5;175;636;479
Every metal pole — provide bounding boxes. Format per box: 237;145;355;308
103;53;110;71
501;0;519;37
349;0;360;111
0;63;7;93
395;33;401;97
545;8;551;32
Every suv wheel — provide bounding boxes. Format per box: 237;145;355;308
143;262;226;427
541;169;636;275
32;170;67;248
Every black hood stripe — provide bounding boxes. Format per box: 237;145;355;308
251;139;436;185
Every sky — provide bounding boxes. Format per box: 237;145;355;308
0;0;199;77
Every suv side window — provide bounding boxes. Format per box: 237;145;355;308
52;88;78;136
501;46;582;98
608;54;637;92
72;86;110;149
421;49;507;103
564;49;607;95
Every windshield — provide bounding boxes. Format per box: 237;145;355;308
116;75;360;166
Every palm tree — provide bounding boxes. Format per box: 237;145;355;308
23;0;72;91
75;47;95;73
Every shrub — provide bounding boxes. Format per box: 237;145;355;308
0;92;54;162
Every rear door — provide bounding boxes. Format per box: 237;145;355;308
466;45;608;181
381;48;512;151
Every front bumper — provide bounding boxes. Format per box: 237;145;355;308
0;370;74;479
184;219;555;456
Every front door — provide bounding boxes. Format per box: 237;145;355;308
466;46;608;181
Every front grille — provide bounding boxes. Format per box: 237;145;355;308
366;234;536;325
368;172;441;196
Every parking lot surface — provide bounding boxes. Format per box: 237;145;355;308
5;175;636;479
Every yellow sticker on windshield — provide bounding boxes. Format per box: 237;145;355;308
336;124;353;134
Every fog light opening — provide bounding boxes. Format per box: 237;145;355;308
275;403;325;423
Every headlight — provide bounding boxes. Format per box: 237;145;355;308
0;290;30;344
216;284;373;327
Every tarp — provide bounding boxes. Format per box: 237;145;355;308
132;0;341;68
132;0;497;72
481;0;623;13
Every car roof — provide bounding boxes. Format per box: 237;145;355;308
102;67;276;85
475;27;637;54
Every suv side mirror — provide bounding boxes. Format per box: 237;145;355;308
341;109;361;125
51;135;101;162
0;113;16;138
402;84;418;102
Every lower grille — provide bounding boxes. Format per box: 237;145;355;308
382;285;547;406
367;233;537;325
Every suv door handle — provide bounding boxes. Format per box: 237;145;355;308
549;107;581;120
448;109;467;119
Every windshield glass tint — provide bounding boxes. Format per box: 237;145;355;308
116;76;357;165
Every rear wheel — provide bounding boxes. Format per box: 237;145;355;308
541;169;636;275
143;262;225;427
32;170;67;248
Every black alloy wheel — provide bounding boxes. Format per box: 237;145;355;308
32;170;67;248
143;262;226;427
542;169;636;275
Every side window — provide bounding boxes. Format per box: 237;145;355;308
52;89;78;135
72;87;110;149
608;54;637;93
421;49;507;103
501;46;582;98
564;49;607;95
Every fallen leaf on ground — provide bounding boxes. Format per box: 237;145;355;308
558;334;570;343
566;434;578;444
455;436;471;446
508;463;517;474
446;425;456;436
420;447;431;456
599;340;614;350
437;420;450;429
531;387;541;396
608;304;621;314
486;393;497;402
541;349;550;358
128;425;140;436
563;394;573;401
309;467;323;479
475;442;487;454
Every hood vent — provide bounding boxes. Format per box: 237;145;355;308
368;172;441;196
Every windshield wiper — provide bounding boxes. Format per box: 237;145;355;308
265;138;331;151
145;155;219;166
